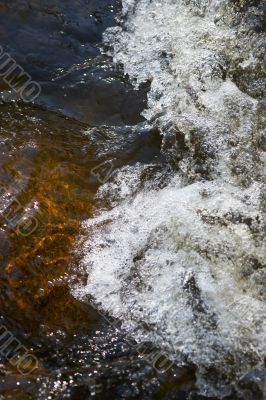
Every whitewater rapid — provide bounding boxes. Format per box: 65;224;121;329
74;0;266;397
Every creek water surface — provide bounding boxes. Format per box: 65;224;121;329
0;1;265;399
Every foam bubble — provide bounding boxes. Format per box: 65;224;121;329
74;0;266;396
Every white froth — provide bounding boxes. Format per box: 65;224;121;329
75;176;265;395
74;0;266;397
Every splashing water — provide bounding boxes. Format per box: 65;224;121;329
74;0;266;397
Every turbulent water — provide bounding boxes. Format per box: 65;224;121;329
74;0;266;398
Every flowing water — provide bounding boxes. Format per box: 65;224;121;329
0;0;265;399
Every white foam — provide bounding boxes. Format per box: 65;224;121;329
75;176;265;395
75;0;266;396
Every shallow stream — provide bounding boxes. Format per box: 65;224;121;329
0;1;265;399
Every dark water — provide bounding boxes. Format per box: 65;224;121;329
0;0;148;125
0;1;265;399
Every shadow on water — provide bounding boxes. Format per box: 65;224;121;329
0;0;149;125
